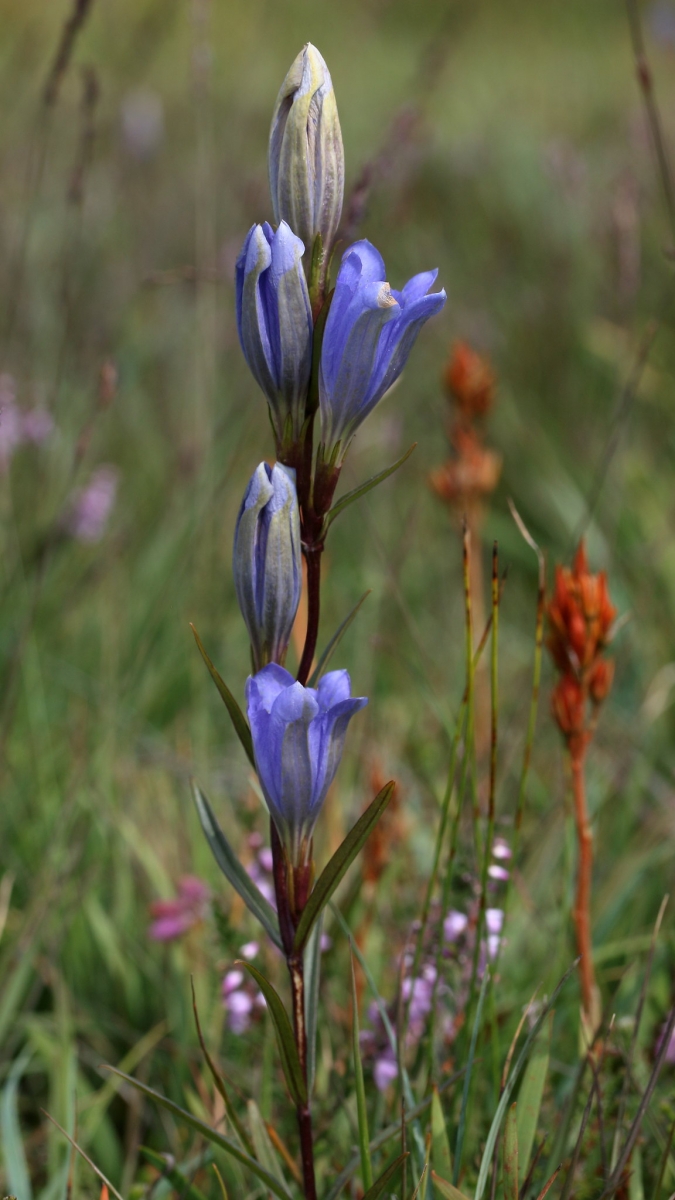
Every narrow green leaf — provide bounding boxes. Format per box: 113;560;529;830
431;1086;452;1182
351;956;373;1190
140;1146;210;1200
362;1151;408;1200
474;959;577;1200
454;967;490;1184
307;590;371;687
431;1173;472;1200
293;782;395;952
325;443;417;527
190;625;254;767
105;1069;293;1200
191;980;255;1157
304;913;323;1098
516;1011;552;1183
238;962;307;1107
503;1103;519;1200
247;1100;288;1191
193;784;282;950
1;1052;33;1200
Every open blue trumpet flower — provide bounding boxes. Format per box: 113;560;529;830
246;664;367;862
319;240;446;461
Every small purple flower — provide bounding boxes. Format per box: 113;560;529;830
225;989;254;1035
373;1048;398;1092
148;876;210;942
240;941;259;960
486;908;504;936
246;663;367;863
444;910;468;942
488;864;509;882
21;409;54;445
492;837;512;860
319;240;446;462
66;466;118;543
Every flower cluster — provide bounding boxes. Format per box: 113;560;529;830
229;43;445;873
429;340;501;513
0;373;54;472
547;540;616;748
148;876;210;942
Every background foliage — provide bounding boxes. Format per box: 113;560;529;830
1;0;675;1195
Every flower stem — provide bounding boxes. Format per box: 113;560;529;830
570;739;596;1022
288;953;318;1200
297;545;322;685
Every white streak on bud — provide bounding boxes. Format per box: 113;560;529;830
269;43;344;257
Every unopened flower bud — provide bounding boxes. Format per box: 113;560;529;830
236;222;313;446
269;43;344;258
551;675;585;740
588;657;614;706
233;463;302;672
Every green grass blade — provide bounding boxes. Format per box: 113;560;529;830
306;590;371;687
431;1173;472;1200
503;1103;519;1200
325;443;417;527
140;1146;210;1200
361;1151;409;1200
474;959;578;1200
246;1100;288;1190
431;1085;453;1182
238;962;307;1107
1;1051;33;1200
515;1010;552;1184
293;781;395;952
351;955;373;1191
104;1068;293;1200
193;783;282;950
304;912;323;1098
453;965;490;1184
190;624;254;767
190;980;255;1157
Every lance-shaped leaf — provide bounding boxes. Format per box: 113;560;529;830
307;590;371;688
431;1087;452;1182
473;959;578;1200
516;1010;552;1184
193;784;282;951
324;443;417;528
362;1152;409;1200
105;1069;293;1200
351;956;373;1191
191;625;254;767
238;962;307;1108
304;913;323;1098
293;781;395;952
191;980;254;1157
503;1104;519;1200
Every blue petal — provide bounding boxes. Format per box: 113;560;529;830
316;669;352;709
401;269;439;305
367;288;447;405
343;240;386;285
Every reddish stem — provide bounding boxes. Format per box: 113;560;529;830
297;547;322;686
570;738;596;1021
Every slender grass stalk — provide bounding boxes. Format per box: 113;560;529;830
569;740;596;1026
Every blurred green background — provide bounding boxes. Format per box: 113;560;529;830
1;0;675;1194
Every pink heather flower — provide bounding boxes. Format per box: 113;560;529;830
226;989;254;1034
21;409;54;444
223;969;245;995
246;846;276;908
148;875;210;942
0;377;22;472
487;934;501;961
373;1050;398;1092
488;864;509;881
258;848;274;873
239;941;259;960
444;910;468;941
66;465;118;543
492;837;512;860
486;908;504;935
320;933;332;952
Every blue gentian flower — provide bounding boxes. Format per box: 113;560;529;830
233;463;302;673
319;240;446;461
246;664;367;862
236;221;313;444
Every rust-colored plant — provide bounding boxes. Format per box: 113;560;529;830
547;541;616;1034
